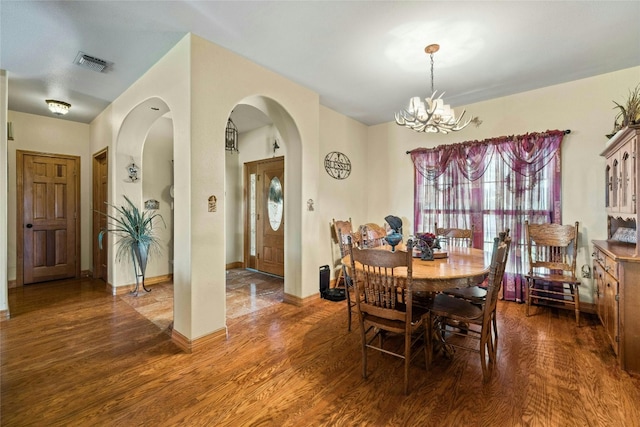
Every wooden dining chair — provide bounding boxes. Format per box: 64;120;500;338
435;222;474;248
427;236;511;381
525;220;581;325
332;219;356;332
331;218;353;288
347;237;429;395
442;229;510;302
358;223;387;248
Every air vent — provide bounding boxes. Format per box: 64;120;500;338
74;51;109;72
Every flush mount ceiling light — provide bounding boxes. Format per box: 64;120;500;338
45;99;71;115
395;44;476;134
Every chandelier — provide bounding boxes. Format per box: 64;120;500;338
395;44;475;134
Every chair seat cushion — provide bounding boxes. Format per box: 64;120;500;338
363;305;428;334
525;273;581;285
442;285;487;301
430;294;483;322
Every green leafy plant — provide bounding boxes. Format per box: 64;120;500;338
612;84;640;133
98;195;165;264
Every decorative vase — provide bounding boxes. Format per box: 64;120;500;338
385;231;403;252
131;242;150;295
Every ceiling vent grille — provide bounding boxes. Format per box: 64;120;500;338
74;52;108;72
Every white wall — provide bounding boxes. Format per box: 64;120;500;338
317;106;369;281
6;111;92;281
366;66;640;304
143;116;174;278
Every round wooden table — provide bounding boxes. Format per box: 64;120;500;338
343;246;491;292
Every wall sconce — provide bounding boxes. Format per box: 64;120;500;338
225;117;239;152
7;122;13;141
45;99;71;115
273;139;280;155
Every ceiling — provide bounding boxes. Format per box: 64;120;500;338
2;1;640;131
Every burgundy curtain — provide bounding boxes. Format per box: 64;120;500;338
411;130;565;301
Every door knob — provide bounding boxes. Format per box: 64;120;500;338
26;223;33;228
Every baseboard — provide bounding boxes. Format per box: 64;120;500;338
226;262;243;270
8;280;17;289
0;309;10;321
81;270;91;278
171;327;227;353
283;292;321;306
107;274;173;295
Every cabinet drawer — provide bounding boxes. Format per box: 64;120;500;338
593;247;619;281
605;256;619;280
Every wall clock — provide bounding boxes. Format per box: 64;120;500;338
324;151;351;180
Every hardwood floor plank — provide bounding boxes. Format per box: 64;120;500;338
2;274;640;426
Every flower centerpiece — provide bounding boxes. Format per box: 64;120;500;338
415;232;441;260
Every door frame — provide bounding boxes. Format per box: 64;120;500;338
92;148;108;281
16;150;81;286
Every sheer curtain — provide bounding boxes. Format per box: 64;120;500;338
411;130;565;301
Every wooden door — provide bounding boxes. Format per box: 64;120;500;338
18;151;80;285
93;149;108;281
256;157;284;277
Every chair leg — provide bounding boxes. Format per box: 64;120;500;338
480;332;489;380
425;317;432;368
574;285;580;326
360;321;368;380
526;279;532;317
491;312;498;360
345;282;352;332
404;329;411;395
336;268;343;288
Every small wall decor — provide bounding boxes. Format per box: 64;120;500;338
208;195;217;212
307;199;314;211
324;151;351;180
145;199;159;210
127;161;140;182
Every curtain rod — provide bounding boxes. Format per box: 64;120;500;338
405;129;571;154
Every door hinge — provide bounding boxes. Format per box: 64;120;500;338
615;294;620;302
616;335;620;343
256;213;260;220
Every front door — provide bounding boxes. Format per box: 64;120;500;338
18;151;80;285
245;157;285;277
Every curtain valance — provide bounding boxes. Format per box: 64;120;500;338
409;130;567;182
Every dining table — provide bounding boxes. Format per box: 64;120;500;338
342;244;492;293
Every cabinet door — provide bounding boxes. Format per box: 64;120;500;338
604;275;620;355
593;261;605;324
606;154;619;212
619;137;636;214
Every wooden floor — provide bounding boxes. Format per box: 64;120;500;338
2;274;640;426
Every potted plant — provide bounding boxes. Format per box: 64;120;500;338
609;84;640;137
98;195;165;295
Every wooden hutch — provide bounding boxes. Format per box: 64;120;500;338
592;125;640;375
